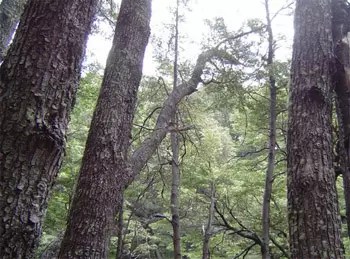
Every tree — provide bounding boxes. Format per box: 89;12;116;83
58;0;153;257
0;0;27;62
202;182;215;259
170;0;182;258
0;0;98;257
287;0;344;257
262;0;277;258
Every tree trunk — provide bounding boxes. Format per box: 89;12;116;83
0;0;97;257
0;0;27;62
332;0;350;238
336;59;350;238
261;0;276;258
170;129;181;259
287;0;344;257
58;0;152;258
202;182;215;259
170;1;181;258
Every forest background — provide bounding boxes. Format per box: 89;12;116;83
1;0;349;258
42;0;295;258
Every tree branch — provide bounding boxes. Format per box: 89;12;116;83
127;29;264;186
128;49;215;185
270;235;290;258
214;203;263;246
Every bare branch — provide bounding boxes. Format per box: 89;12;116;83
270;235;290;258
270;1;295;22
214;203;263;246
233;243;257;259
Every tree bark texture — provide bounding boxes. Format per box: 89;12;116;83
262;0;276;258
0;0;97;257
287;0;344;257
332;0;350;238
0;0;27;62
58;0;152;258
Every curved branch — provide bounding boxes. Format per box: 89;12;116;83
128;49;216;185
127;29;264;187
214;203;263;246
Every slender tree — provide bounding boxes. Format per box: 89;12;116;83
58;0;153;257
261;0;276;258
170;0;182;258
202;182;215;259
287;0;344;257
0;0;98;257
0;0;27;62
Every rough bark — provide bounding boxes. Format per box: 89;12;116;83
0;0;97;257
332;0;350;238
287;0;344;257
0;0;27;62
262;0;276;258
170;1;181;258
202;182;215;259
58;0;152;258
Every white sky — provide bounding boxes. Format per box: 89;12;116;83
87;0;294;75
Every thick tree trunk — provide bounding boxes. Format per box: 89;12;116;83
58;0;152;258
0;0;27;62
287;0;344;257
261;0;276;258
0;0;97;257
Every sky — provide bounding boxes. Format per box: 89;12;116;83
87;0;294;75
